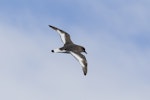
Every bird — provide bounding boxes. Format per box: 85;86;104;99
48;25;88;75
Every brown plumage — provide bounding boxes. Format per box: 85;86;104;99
49;25;88;76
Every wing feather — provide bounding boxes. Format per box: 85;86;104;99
70;51;87;75
49;25;73;44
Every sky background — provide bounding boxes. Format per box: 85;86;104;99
0;0;150;100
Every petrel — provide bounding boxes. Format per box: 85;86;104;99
49;25;88;75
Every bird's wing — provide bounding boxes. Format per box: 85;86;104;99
49;25;73;45
70;51;88;75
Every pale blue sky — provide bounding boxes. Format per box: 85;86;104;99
0;0;150;100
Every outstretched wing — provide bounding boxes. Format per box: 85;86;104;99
49;25;73;45
70;51;88;76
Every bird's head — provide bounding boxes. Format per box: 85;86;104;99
82;47;87;54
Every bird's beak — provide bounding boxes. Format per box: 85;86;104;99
85;51;87;54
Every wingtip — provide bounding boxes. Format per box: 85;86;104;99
83;67;87;76
48;25;53;28
84;73;87;76
48;25;58;30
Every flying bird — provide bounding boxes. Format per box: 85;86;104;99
49;25;88;75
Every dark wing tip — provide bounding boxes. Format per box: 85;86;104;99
48;25;58;30
48;25;52;28
83;67;87;76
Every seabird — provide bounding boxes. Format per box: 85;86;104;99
49;25;88;75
